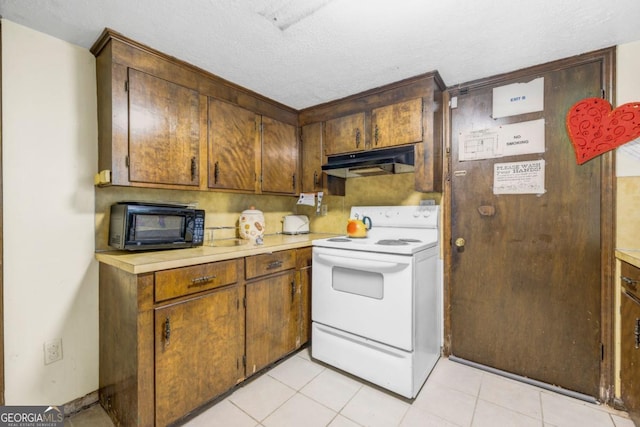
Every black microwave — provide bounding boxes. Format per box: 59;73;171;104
109;202;205;251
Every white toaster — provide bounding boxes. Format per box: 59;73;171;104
282;215;310;235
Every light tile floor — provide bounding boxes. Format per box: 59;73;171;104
66;348;635;427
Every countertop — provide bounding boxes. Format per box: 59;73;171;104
96;233;335;274
616;249;640;269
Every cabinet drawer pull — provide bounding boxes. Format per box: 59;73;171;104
190;275;217;287
622;275;639;291
267;260;283;270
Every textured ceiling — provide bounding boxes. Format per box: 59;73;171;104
1;0;640;110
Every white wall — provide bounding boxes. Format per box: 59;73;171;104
616;40;640;177
2;20;99;405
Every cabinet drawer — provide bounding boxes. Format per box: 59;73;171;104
155;259;239;302
246;250;296;279
621;261;640;298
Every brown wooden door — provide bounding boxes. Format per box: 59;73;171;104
301;122;324;193
371;98;423;149
208;98;258;191
246;271;298;375
324;112;366;155
261;117;298;194
155;285;244;426
128;68;200;186
449;52;614;397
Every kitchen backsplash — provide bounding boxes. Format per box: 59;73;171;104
94;173;441;251
617;176;640;249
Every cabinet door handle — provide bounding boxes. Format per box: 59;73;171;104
291;281;296;301
164;317;171;346
189;275;217;287
214;161;220;184
190;157;197;181
267;260;283;270
355;128;361;148
635;318;640;349
292;173;296;191
374;124;380;146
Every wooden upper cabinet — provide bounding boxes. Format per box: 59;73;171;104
92;30;298;193
371;98;423;149
208;98;259;192
128;69;201;186
261;116;299;194
324;112;366;155
301;122;323;193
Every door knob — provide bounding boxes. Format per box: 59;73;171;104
455;237;466;248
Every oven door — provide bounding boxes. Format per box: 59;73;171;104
312;246;414;351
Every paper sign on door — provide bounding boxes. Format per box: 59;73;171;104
493;159;546;195
459;119;545;161
492;77;544;118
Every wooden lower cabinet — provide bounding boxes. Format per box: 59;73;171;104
245;270;298;375
296;247;312;347
620;261;640;425
99;248;311;426
155;286;244;426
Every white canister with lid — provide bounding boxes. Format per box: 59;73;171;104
239;206;265;241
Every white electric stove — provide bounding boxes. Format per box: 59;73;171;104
311;205;441;399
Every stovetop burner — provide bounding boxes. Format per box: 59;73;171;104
327;237;352;242
376;239;410;246
399;238;422;243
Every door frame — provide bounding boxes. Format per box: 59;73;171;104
0;21;5;405
441;48;616;404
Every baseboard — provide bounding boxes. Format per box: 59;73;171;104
63;390;99;416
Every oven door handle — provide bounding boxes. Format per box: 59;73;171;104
315;253;409;273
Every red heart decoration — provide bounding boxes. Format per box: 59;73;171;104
566;98;640;164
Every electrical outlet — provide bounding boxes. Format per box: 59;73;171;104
44;339;63;365
320;204;328;216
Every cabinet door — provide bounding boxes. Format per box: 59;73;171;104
296;247;312;347
324;112;366;155
621;290;640;415
261;117;298;194
128;69;200;186
155;285;244;426
208;98;259;191
246;271;298;375
371;98;423;149
301;122;324;193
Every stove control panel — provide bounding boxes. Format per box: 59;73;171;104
350;205;439;229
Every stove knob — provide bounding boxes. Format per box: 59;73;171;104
385;211;393;218
422;210;432;218
412;210;420;217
